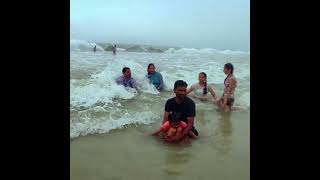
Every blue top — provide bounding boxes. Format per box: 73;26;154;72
146;71;163;90
116;75;137;88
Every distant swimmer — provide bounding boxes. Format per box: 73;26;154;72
93;45;97;52
217;63;237;112
146;63;164;91
116;67;138;89
112;44;117;55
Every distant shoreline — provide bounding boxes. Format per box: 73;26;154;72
95;42;181;53
71;40;249;54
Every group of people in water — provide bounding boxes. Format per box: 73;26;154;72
116;63;237;142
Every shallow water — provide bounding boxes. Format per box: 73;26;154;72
70;40;250;179
70;41;250;138
71;108;250;180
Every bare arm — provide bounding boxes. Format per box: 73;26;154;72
186;86;194;95
162;111;169;124
208;86;218;102
150;127;163;136
223;78;235;106
179;117;194;139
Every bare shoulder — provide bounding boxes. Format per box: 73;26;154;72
229;76;237;83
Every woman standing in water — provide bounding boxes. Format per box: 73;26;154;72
217;63;237;112
146;63;164;91
187;72;219;103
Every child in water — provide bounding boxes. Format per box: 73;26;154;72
150;112;197;139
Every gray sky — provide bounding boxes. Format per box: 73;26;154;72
71;0;250;51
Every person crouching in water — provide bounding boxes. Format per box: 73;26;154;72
187;72;218;103
116;67;138;90
146;63;164;91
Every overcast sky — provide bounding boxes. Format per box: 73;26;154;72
71;0;249;51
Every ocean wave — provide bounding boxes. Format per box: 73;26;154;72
70;39;104;52
164;47;249;55
71;60;160;108
70;39;250;139
70;109;160;139
70;39;248;55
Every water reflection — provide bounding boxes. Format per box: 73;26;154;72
162;144;192;176
196;108;207;126
211;112;233;159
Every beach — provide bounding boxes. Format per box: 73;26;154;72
71;108;249;180
70;41;250;180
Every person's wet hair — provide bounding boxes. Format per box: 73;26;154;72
224;63;234;74
174;80;188;90
122;67;130;73
147;63;155;74
168;112;181;123
199;72;208;95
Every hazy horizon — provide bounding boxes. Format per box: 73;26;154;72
71;0;250;51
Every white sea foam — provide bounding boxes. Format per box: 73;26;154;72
70;39;250;139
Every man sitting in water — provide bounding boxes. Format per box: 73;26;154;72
161;80;199;142
116;67;138;89
150;112;197;139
